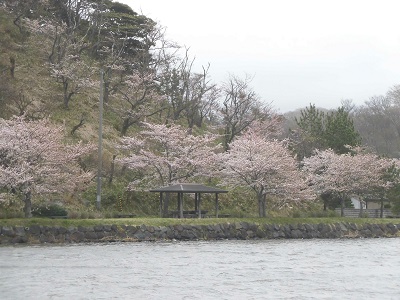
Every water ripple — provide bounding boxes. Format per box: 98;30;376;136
1;239;400;299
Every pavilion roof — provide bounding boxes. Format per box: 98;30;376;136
149;183;228;194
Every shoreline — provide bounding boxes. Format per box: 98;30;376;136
1;221;399;245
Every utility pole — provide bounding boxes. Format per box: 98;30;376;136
96;69;104;210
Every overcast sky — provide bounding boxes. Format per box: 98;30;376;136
119;0;400;113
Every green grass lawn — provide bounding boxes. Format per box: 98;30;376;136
1;217;400;228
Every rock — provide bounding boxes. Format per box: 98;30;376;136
85;231;98;240
1;226;15;237
94;225;104;232
70;231;85;242
14;226;26;237
28;225;41;235
103;225;112;232
291;229;302;239
58;227;68;234
338;223;348;232
174;224;184;232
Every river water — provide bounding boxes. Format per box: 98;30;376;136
0;239;399;299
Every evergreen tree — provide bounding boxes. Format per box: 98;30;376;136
292;104;361;158
324;106;361;154
293;104;326;159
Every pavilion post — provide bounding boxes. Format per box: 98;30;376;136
179;192;183;218
198;193;202;219
177;192;180;218
215;193;219;218
163;193;170;218
159;192;163;217
194;193;198;211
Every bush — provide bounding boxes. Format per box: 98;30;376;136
32;204;68;217
0;210;24;219
0;193;24;218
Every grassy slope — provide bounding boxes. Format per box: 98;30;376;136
0;8;119;145
0;8;128;210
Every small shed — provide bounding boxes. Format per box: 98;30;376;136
150;183;228;218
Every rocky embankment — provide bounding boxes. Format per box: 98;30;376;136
1;222;399;245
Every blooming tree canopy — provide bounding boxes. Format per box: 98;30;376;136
113;70;166;136
27;19;96;109
0;117;94;217
302;148;396;214
218;126;313;217
117;122;221;189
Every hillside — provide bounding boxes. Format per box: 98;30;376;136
1;1;400;219
1;7;118;143
0;2;164;216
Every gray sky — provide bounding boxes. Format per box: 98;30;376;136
120;0;400;113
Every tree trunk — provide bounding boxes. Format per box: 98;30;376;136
63;80;69;108
24;191;32;218
108;154;117;184
70;114;85;135
10;56;15;78
340;197;344;217
121;118;131;136
359;199;364;217
258;194;267;217
163;193;170;218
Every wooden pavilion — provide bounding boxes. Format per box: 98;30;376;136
150;183;228;218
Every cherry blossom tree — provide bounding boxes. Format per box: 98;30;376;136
218;126;313;217
117;122;221;216
0;117;94;217
49;52;95;109
26;16;95;109
117;122;221;188
302;148;396;216
111;70;167;136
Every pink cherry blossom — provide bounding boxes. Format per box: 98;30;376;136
302;148;396;215
218;126;313;217
117;122;221;189
0;117;94;217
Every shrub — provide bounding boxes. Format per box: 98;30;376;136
32;204;68;217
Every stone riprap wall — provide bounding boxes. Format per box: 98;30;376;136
0;222;399;245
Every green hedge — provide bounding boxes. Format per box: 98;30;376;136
32;204;68;217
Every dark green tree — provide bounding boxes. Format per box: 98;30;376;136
88;0;156;61
293;104;362;211
320;191;353;211
324;106;361;154
291;104;361;158
292;104;326;159
388;183;400;215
